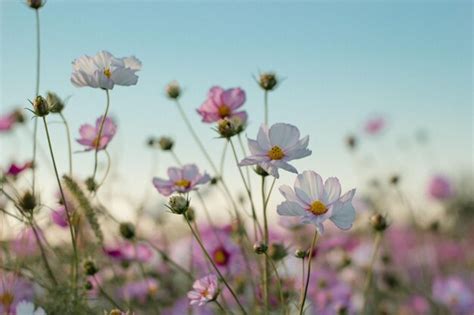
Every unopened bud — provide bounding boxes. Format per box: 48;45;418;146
389;174;400;186
253;242;268;255
210;177;219;185
258;72;278;91
158;137;174;151
254;165;269;177
295;249;308;259
19;191;36;213
46;92;65;113
216;118;238;138
184;206;195;222
346;135;357;150
83;259;98;276
85;177;97;192
26;0;44;9
32;95;49;117
109;310;123;315
84;281;93;291
269;243;287;261
119;222;135;240
370;213;388;232
168;195;189;214
12;109;25;124
166;81;181;99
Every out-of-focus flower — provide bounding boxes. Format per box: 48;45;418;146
401;295;430;314
432;276;474;314
197;87;247;123
15;301;45;315
152;164;210;196
258;72;279;91
104;242;154;263
427;175;454;200
0;273;34;314
26;0;44;10
364;116;385;135
239;123;311;178
0;112;16;132
76;116;117;151
71;51;141;89
277;171;356;234
166;81;181;99
11;227;41;257
187;274;219;306
118;278;158;303
6;161;32;177
162;298;213;315
119;222;135;240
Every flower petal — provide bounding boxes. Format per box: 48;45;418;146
277;201;306;216
269;123;300;149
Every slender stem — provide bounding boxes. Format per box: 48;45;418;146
41;116;79;299
94;275;123;310
96;150;111;189
214;300;227;314
59;112;73;176
299;229;319;315
265;252;285;313
264;91;268;125
170;149;183;166
362;232;383;314
261;177;269;314
219;141;228;177
31;9;41;195
237;134;251;191
184;216;247;315
30;221;58;285
143;239;193;280
92;89;111;183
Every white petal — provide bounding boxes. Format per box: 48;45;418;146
256;124;271;150
295;170;324;201
111;67;139;86
277;201;306;216
269;123;300;149
324;177;342;204
247;138;265;155
330;195;356;230
273;160;298;174
279;185;307;207
121;56;142;71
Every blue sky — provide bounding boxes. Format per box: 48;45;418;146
1;0;472;220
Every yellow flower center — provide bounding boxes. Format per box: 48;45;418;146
0;292;14;308
175;179;191;188
218;104;231;118
148;283;158;296
92;136;101;148
213;247;229;265
309;200;328;215
267;146;285;160
201;288;209;298
103;68;112;78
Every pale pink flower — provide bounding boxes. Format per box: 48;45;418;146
152;164;210;196
0;273;34;314
427;175;453;200
239;123;311;178
364;116;385;135
76;116;117;151
197;86;247;123
432;276;474;314
104;242;153;263
277;171;356;234
0;112;15;132
187;274;219;306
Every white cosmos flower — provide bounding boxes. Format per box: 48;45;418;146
277;170;356;234
239;123;311;178
16;301;46;315
71;51;141;89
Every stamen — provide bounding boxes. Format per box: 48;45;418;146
175;179;191;188
218;105;231;118
309;200;328;215
103;68;112;78
267;146;285;160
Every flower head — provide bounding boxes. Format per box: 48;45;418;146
152;164;210;196
433;276;474;314
119;278;158;303
364;116;385;135
197;87;247;123
277;171;356;234
0;273;34;314
0;112;16;132
187;274;219;306
239;123;311;178
76;116;117;151
427;175;454;200
71;51;141;89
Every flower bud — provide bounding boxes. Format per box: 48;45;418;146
295;249;308;259
210;177;219;185
258;72;278;91
184;206;195;222
389;174;400;186
84;281;93;291
19;191;36;213
46;92;65;113
346;135;357;150
83;259;98;276
147;137;157;148
85;177;97;192
119;222;135;240
32;95;49;117
269;243;287;261
168;195;189;215
370;213;388;232
253;242;268;255
158;137;174;151
26;0;44;9
166;81;181;99
12;109;25;124
254;165;269;177
216;118;238;138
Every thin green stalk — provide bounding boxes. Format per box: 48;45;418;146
261;177;269;314
299;230;319;315
143;239;193;280
362;232;383;314
237;134;251;191
184;216;247;315
214;300;228;314
59;112;73;176
30;221;58;285
265;252;286;313
170;149;183;166
96;149;111;189
219;141;228;177
31;9;41;195
41;116;79;298
92;89;110;183
264;91;268;125
94;275;123;310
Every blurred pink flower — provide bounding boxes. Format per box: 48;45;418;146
197;86;247;123
119;278;158;303
51;207;69;228
0;112;16;132
0;273;34;314
6;161;32;177
432;276;474;314
162;298;213;315
405;295;430;314
364;116;385;135
152;164;210;196
239;123;311;178
76;116;117;151
104;242;153;263
187;274;219;306
427;175;453;200
11;228;41;257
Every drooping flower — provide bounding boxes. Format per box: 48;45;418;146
187;274;219;306
197;87;247;123
76;116;117;151
432;276;474;314
427;175;454;200
0;273;34;314
152;164;210;197
239;123;311;178
71;51;141;89
15;301;46;315
364;116;385;135
277;171;356;234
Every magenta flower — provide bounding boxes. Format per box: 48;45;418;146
104;242;153;263
0;273;34;314
187;274;219;306
364;116;385;135
427;175;453;200
197;86;247;123
0;112;16;132
76;116;117;151
433;276;474;314
6;162;32;177
152;164;210;196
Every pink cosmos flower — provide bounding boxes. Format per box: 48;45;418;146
427;175;454;200
0;273;34;314
104;242;154;263
152;164;210;196
0;112;16;132
277;171;356;234
119;278;158;303
162;298;213;315
76;116;117;151
239;123;311;178
187;274;219;306
364;116;385;135
432;276;474;314
6;162;32;177
11;228;41;257
197;86;247;123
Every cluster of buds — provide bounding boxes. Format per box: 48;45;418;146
165;81;181;100
167;195;190;215
215;117;245;139
370;213;388;232
119;222;136;240
46;91;65;113
258;72;278;91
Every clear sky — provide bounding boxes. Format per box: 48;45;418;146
1;0;472;222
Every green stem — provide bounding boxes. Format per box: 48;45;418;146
299;229;319;315
94;275;123;310
265;252;286;313
96;149;111;189
92;89;110;183
261;177;269;314
264;91;268;125
237;134;251;191
30;221;58;285
362;232;383;314
184;216;247;315
31;9;41;195
59;112;73;176
219;141;228;177
41;116;79;299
